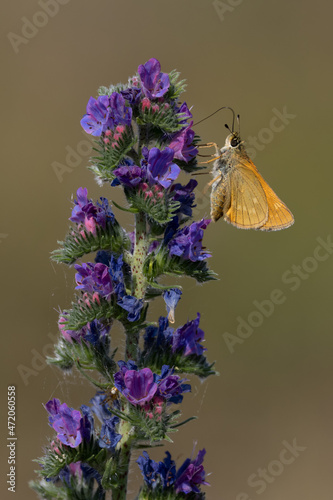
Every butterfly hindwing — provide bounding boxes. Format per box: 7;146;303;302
237;157;294;231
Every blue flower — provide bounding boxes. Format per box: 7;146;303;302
163;288;182;323
157;451;177;489
117;295;143;322
89;394;121;451
99;416;121;451
143;316;173;352
168;218;212;262
147;147;180;189
175;449;209;494
170;179;197;217
172;313;206;356
136;451;160;490
137;449;208;494
138;58;170;99
83;320;110;347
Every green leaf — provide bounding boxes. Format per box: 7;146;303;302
89;128;138;182
48;335;116;382
136;105;184;134
51;221;130;265
63;296;119;332
144;247;217;284
166;69;187;100
125;188;180;226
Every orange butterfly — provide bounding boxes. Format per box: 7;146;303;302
199;113;294;230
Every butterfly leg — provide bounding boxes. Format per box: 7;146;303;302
198;142;220;154
203;173;222;195
198;155;222;165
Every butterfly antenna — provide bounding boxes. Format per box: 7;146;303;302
194;106;236;127
225;123;232;133
237;114;241;134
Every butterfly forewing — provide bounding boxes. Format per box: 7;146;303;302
224;163;269;229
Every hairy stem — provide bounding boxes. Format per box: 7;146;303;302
112;417;134;500
115;213;149;496
132;212;149;299
125;212;149;361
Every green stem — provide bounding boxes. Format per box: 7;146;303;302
112;213;149;498
132;212;149;299
125;212;149;361
111;413;134;500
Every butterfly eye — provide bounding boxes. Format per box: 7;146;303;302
230;137;239;147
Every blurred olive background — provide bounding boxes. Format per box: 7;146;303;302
1;1;332;499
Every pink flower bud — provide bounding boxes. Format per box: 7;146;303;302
142;97;151;111
92;292;101;305
84;217;97;236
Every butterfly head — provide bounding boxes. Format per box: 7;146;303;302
225;132;242;149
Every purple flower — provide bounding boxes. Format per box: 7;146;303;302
79;405;94;442
163;288;182;323
114;366;158;406
168;218;212;262
177;102;193;123
175;449;209;494
172;313;206;356
170;179;197;217
147;147;180;189
156;366;191;405
121;87;141;105
169;123;198;163
138;58;170;99
45;399;84;448
109;92;132;128
117;295;143;322
80;95;112;136
80;93;132;137
113;164;144;187
74;262;113;299
70;187;114;235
